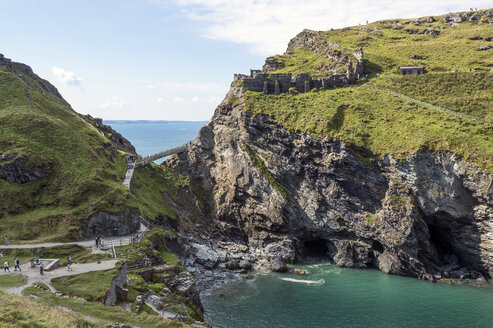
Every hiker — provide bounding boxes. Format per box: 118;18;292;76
67;256;72;271
365;74;369;80
40;263;44;275
95;236;99;248
4;260;9;272
14;257;21;272
4;236;7;246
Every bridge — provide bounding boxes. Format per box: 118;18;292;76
122;143;189;188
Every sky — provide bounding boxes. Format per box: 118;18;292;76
0;0;491;121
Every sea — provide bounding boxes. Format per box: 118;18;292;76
106;120;493;328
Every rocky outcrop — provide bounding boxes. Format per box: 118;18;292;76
137;264;203;311
0;154;53;184
167;88;493;283
104;263;128;306
79;211;140;238
263;29;364;82
81;115;137;155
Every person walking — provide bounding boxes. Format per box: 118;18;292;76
40;263;44;275
14;257;21;272
4;236;7;246
3;260;9;272
67;256;72;271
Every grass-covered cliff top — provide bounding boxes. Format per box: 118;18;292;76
241;9;493;171
0;58;185;242
243;71;493;171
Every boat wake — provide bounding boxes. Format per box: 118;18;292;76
280;278;325;285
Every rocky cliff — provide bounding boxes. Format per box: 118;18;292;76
167;85;492;283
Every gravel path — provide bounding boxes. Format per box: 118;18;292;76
6;259;119;295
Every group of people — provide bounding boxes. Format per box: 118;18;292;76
2;257;21;272
130;234;140;244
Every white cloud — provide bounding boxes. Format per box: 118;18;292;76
191;95;199;102
147;84;156;89
171;0;493;55
100;97;126;109
173;96;184;103
156;97;164;102
52;66;83;86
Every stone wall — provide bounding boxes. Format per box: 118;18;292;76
104;262;128;306
237;71;356;95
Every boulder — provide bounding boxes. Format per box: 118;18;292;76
269;257;287;272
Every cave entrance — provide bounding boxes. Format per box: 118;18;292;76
302;239;329;259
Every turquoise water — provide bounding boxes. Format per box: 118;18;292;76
201;264;493;328
104;121;206;157
103;121;493;327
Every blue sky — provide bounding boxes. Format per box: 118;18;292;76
1;0;491;120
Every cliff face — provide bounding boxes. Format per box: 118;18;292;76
169;88;492;282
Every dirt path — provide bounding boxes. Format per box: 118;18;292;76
6;259;119;295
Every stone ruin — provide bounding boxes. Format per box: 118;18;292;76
234;69;361;95
233;29;365;95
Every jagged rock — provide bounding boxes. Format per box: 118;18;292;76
427;16;437;23
239;260;252;270
478;45;493;51
81;115;137;155
0;155;53;184
226;260;240;270
269;257;287;272
410;55;423;60
445;13;464;25
293;268;308;275
168;89;493;282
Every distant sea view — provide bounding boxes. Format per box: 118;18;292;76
104;120;207;157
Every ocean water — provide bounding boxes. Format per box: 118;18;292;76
104;121;206;157
201;264;493;328
103;121;493;327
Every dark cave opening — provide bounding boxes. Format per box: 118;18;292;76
302;239;330;259
428;223;454;260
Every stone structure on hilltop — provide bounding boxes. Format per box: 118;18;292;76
234;29;364;94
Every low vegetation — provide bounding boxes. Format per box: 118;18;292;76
0;274;27;288
21;286;186;327
51;268;117;302
244;79;492;171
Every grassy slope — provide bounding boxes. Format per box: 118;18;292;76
52;268;116;302
243;12;493;171
323;14;493;73
21;286;186;328
0;63;186;242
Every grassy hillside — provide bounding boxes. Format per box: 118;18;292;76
0;58;184;242
242;10;493;171
325;12;493;73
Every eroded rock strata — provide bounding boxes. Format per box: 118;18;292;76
166;88;492;284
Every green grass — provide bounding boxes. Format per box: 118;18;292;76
131;164;189;221
269;48;347;77
0;66;137;242
51;268;117;302
322;13;493;73
0;60;188;243
21;287;187;327
371;72;493;121
0;288;96;328
243;83;493;171
0;274;27;287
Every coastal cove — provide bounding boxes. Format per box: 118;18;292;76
201;264;493;328
106;121;493;328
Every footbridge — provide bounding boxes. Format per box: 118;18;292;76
122;142;189;188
